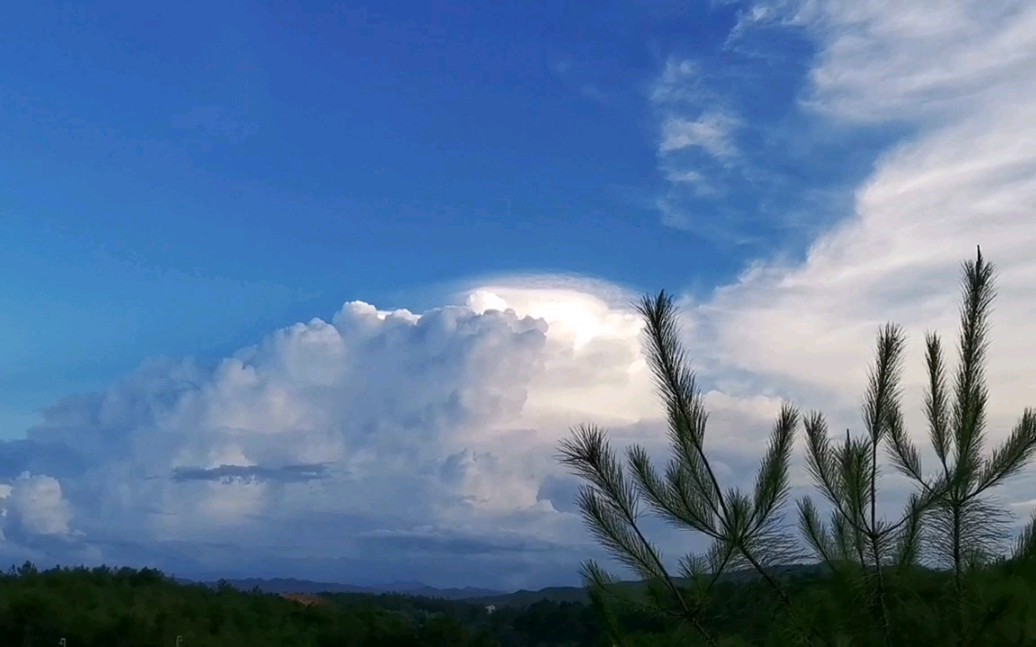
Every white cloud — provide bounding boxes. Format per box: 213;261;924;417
675;0;1036;510
462;278;656;429
0;272;799;586
0;473;74;538
650;56;740;163
648;55;748;232
659;113;740;159
0;278;678;586
788;0;1036;124
687;0;1036;394
650;58;702;107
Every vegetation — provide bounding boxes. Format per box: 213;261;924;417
3;559;1036;645
558;248;1036;646
0;562;593;646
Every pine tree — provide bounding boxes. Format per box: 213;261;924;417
557;292;807;646
559;248;1036;646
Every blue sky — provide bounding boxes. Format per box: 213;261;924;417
1;0;1034;589
0;0;878;432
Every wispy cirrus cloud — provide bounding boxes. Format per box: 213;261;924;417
549;57;611;105
674;0;1036;526
649;57;757;239
650;58;740;200
647;7;894;247
659;112;740;159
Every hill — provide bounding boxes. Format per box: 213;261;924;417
0;563;593;645
468;562;830;607
210;576;503;600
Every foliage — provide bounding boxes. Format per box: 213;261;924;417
558;248;1036;646
3;556;1036;645
0;564;503;647
0;562;641;646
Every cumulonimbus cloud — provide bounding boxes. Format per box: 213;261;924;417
0;280;681;587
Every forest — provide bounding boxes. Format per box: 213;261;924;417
0;557;1034;646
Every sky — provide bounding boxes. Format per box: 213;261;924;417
0;0;1034;590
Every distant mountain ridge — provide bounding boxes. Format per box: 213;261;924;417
207;576;504;601
465;563;833;607
196;563;833;606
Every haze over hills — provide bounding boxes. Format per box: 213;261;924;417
205;563;833;607
206;576;505;601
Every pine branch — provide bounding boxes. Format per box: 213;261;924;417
1012;511;1036;561
835;436;872;545
558;424;640;520
576;486;665;581
591;566;715;644
804;417;905;545
583;562;636;647
667;458;722;536
924;332;953;479
831;512;860;566
885;404;923;484
723;488;753;542
559;418;712;643
746;513;805;569
678;538;738;601
863;325;900;647
636;292;808;620
803;413;843;510
892;493;924;572
637;292;728;519
798;497;838;568
925;496;1012;571
863;324;906;446
951;247;996;487
627;445;718;537
583;560;713;647
975;409;1036;495
751;404;799;532
806;412;929;552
